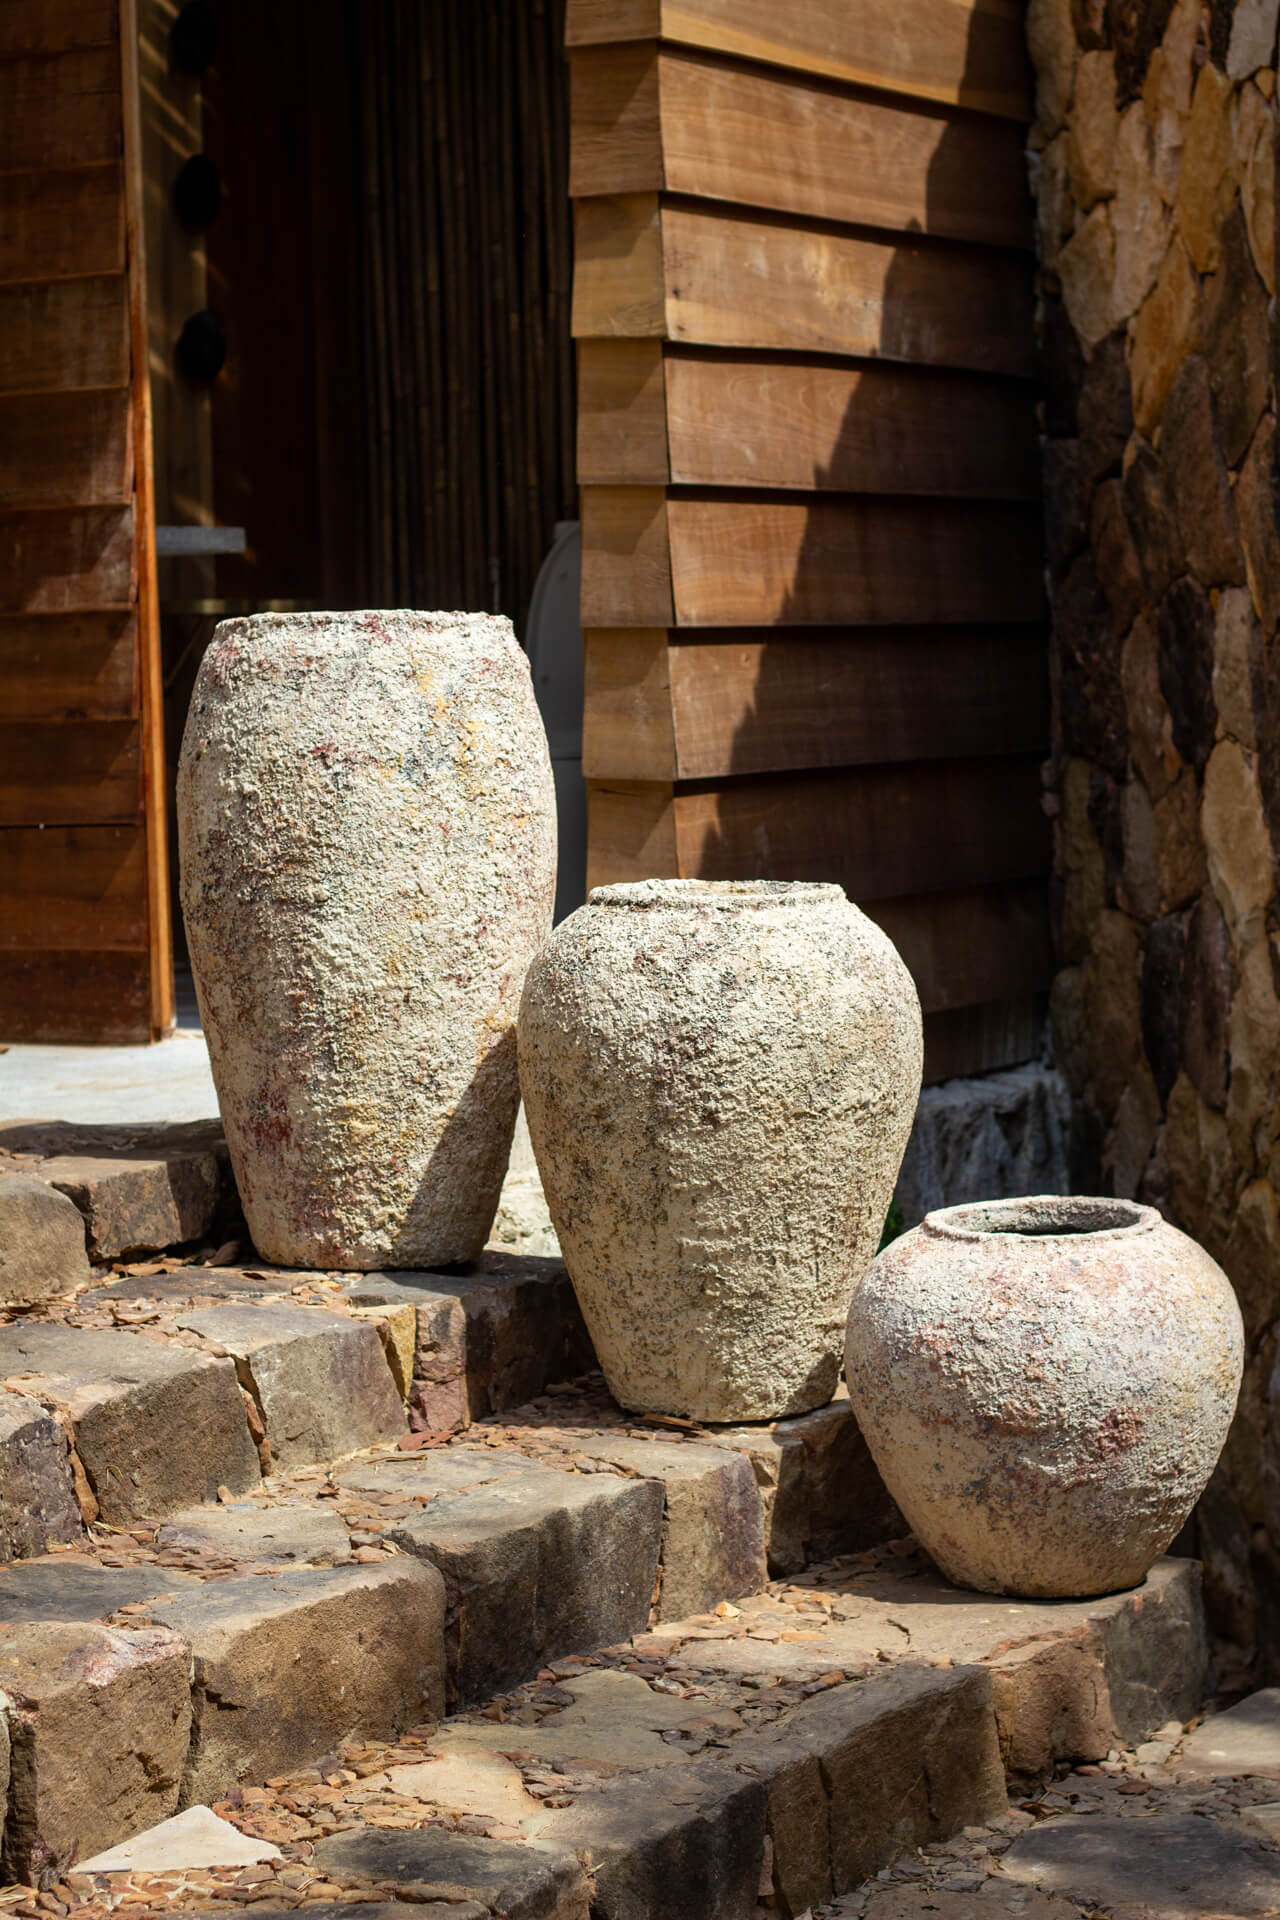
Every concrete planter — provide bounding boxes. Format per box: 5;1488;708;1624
178;611;556;1270
519;879;922;1421
845;1196;1244;1597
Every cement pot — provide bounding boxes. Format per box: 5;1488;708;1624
178;611;556;1270
519;879;922;1421
845;1195;1244;1597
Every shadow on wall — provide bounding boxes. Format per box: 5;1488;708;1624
684;10;1051;1087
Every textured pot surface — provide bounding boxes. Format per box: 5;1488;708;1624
845;1196;1244;1598
519;879;922;1422
178;611;555;1270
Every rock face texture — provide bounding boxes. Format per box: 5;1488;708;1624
178;612;556;1272
520;880;922;1421
847;1196;1243;1597
0;1176;89;1305
1028;0;1280;1664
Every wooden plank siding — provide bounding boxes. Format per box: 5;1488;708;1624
570;0;1049;1082
0;0;170;1039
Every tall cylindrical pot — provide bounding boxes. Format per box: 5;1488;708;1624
519;879;922;1421
845;1195;1244;1597
178;611;556;1270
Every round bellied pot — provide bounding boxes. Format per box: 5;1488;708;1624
844;1195;1244;1597
518;879;922;1422
178;610;556;1270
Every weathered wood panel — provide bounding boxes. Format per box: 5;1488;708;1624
0;612;138;719
0;163;125;284
580;486;675;626
0;389;132;509
586;779;680;889
0;949;151;1043
0;48;122;172
565;0;1032;120
582;629;677;779
673;757;1049;900
921;995;1045;1084
0;0;118;57
0;721;141;826
0;825;146;949
0;277;130;394
584;347;1038;494
572;195;1036;375
666;494;1044;627
0;507;134;612
572;195;667;339
577;339;669;484
868;882;1052;1016
666;626;1048;776
570;45;1032;248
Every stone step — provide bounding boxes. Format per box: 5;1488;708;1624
0;1121;233;1263
0;1551;1207;1912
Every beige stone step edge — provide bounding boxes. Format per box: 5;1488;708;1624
0;1557;1208;1917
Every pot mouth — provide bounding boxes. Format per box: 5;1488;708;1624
589;879;845;910
922;1195;1160;1243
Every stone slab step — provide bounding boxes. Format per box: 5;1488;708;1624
0;1555;447;1881
0;1552;1204;1915
0;1121;232;1262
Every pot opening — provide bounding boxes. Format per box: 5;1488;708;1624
589;879;845;910
924;1196;1156;1241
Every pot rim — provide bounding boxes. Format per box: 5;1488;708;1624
921;1194;1162;1243
589;879;846;910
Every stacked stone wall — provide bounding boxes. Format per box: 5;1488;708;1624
1028;0;1280;1669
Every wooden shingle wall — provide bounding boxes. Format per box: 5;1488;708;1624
568;0;1051;1082
0;0;170;1041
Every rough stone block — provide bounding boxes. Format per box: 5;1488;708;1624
0;1121;229;1261
145;1561;446;1804
1003;1813;1280;1913
0;1560;196;1622
570;1436;766;1621
793;1665;1007;1888
0;1324;260;1524
0;1391;82;1561
1178;1686;1280;1777
156;1502;350;1565
895;1064;1072;1227
176;1303;404;1471
0;1620;192;1882
0;1176;90;1306
553;1760;766;1920
343;1253;594;1435
389;1466;663;1705
311;1828;588;1920
718;1389;902;1576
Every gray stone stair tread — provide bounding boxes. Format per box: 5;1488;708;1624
0;1120;228;1261
175;1301;405;1471
0;1175;90;1306
310;1827;586;1920
0;1322;259;1523
390;1470;664;1706
343;1250;568;1303
144;1561;447;1802
1000;1813;1280;1916
82;1268;295;1309
156;1502;349;1563
0;1616;192;1877
0;1390;81;1561
0;1558;197;1622
1179;1688;1280;1777
334;1451;546;1496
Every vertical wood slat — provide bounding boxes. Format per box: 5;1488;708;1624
120;0;172;1034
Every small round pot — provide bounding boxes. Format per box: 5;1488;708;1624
178;610;556;1270
519;878;922;1422
845;1195;1244;1597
